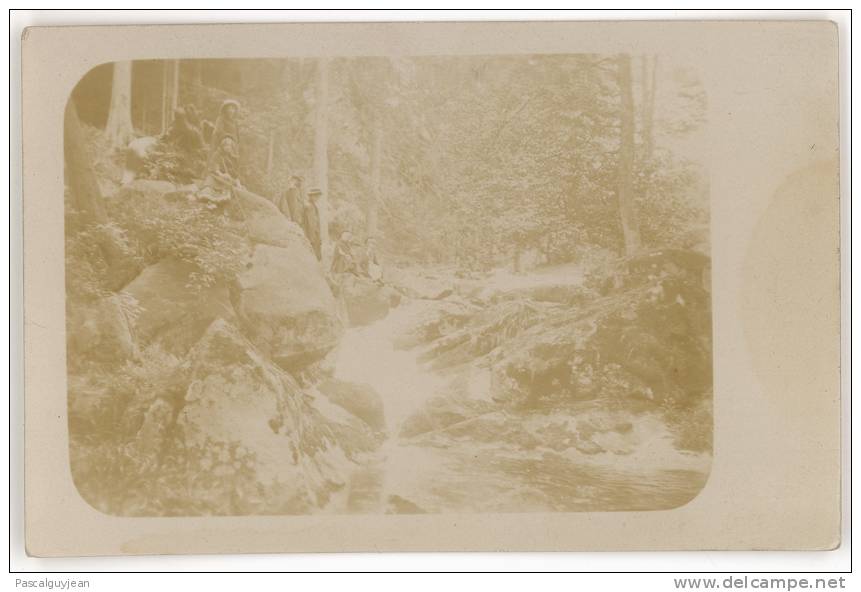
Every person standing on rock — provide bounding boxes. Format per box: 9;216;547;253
280;175;306;224
303;187;323;260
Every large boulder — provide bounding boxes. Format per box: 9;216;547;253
123;258;236;356
233;187;308;249
174;319;379;514
235;244;342;371
231;188;343;372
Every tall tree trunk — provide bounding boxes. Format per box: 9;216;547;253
105;61;134;149
617;54;641;256
313;59;330;252
171;59;180;114
161;60;180;134
161;62;168;134
641;55;658;160
65;100;107;221
367;116;382;237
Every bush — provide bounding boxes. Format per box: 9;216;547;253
106;189;251;290
140;137;206;185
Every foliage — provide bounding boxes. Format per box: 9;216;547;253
139;137;205;185
105;189;250;290
64;201;143;301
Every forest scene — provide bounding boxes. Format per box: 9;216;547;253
65;55;712;516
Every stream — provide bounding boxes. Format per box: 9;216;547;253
332;299;711;514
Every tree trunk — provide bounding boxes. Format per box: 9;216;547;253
367;116;382;237
641;55;658;160
65;100;107;221
171;59;180;114
105;61;134;149
161;62;168;134
313;59;330;252
616;54;641;256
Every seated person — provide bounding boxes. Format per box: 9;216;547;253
198;136;240;203
331;231;359;276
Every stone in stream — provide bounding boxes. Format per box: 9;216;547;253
338;276;402;327
317;378;386;433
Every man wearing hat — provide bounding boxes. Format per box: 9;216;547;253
303;187;323;260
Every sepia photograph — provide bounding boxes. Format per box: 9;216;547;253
64;54;712;517
19;15;843;560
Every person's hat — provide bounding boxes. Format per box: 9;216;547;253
307;187;322;196
220;99;241;113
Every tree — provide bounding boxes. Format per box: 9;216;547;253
616;53;641;256
640;55;658;160
104;61;134;149
65;100;108;221
313;59;330;253
160;60;180;134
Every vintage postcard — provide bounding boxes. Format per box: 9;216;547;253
21;20;841;555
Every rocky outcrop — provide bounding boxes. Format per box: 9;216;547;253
68;182;381;516
492;249;712;410
395;250;712;457
170;319;381;513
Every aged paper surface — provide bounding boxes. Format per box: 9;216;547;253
22;20;839;555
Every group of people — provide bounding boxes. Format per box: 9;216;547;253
274;177;382;283
163;98;384;282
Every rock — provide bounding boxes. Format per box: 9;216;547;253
235;244;343;371
318;378;386;432
392;299;479;350
234;187;309;249
399;391;493;438
132;398;174;463
339;276;402;327
386;494;427;514
66;294;137;366
386;266;455;300
123;258;236;356
492;254;712;410
173;319;379;513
